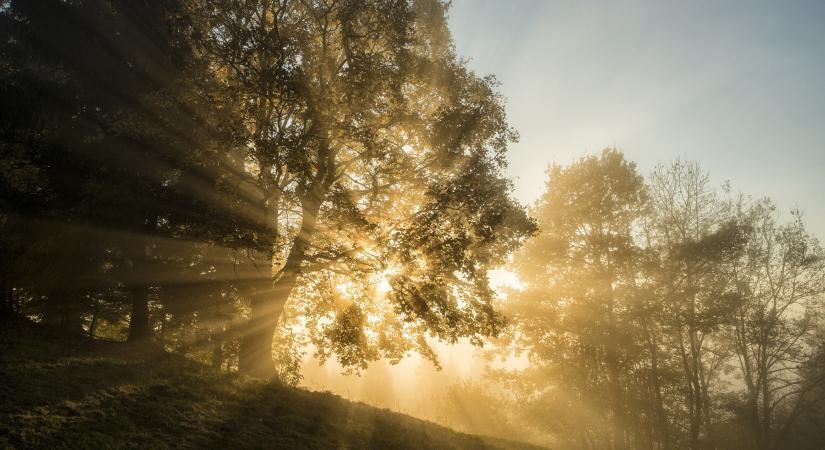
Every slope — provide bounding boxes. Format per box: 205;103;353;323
0;317;542;450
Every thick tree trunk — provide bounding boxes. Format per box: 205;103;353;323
127;285;151;343
238;276;292;377
89;307;99;338
237;161;281;377
238;302;278;376
238;188;324;377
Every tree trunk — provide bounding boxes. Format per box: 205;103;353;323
238;276;292;377
89;305;99;338
687;285;705;450
760;358;772;450
647;328;670;450
238;302;277;376
127;285;151;343
127;216;155;344
702;378;715;449
607;344;624;450
238;188;324;377
606;286;625;450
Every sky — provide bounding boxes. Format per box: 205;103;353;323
447;0;825;240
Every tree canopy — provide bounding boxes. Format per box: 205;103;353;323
497;151;825;450
0;0;534;378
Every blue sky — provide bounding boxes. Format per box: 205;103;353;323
448;0;825;239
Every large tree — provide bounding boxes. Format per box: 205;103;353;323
504;149;649;449
191;0;534;375
646;160;746;449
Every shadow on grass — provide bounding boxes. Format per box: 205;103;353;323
1;317;538;449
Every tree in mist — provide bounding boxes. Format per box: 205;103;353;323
724;199;825;449
438;380;521;440
191;0;535;375
7;1;825;448
645;160;747;448
780;332;825;449
494;153;825;450
504;149;648;449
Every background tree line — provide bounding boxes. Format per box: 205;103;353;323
492;149;825;450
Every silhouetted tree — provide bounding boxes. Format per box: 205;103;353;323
0;0;260;341
724;200;825;449
192;0;535;375
647;160;747;449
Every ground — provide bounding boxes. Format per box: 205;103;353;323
0;317;544;449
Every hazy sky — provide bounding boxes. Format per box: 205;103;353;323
447;0;825;239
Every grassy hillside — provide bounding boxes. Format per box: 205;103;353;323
0;317;543;450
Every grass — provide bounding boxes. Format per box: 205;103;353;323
0;317;544;449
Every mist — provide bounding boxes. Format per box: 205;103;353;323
2;1;824;449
